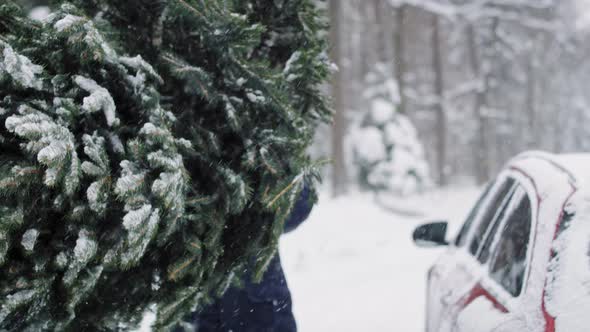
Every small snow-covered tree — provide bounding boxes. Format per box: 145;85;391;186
349;64;430;195
0;0;330;330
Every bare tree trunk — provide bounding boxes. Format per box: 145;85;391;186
552;75;564;153
374;0;387;63
394;5;407;114
360;2;374;80
525;52;537;149
432;14;447;186
467;24;490;185
330;0;348;197
349;0;364;111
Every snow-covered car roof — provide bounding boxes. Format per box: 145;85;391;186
550;154;590;186
508;151;590;188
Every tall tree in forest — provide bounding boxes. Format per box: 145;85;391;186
393;4;407;115
373;0;388;63
465;1;559;180
325;0;589;185
466;23;492;185
329;0;347;196
431;13;447;186
0;0;330;330
17;0;48;10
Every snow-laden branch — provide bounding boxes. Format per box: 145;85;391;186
386;0;559;32
481;106;510;120
464;6;559;32
444;79;483;101
403;88;440;107
403;79;482;108
387;0;457;19
479;0;556;11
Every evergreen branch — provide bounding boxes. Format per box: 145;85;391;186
0;0;331;328
266;174;303;208
160;54;212;99
168;256;196;281
186;196;213;205
175;0;205;19
152;6;169;48
229;55;297;123
262;160;278;175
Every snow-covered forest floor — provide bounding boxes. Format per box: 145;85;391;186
280;185;481;332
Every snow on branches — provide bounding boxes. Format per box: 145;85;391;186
387;0;559;31
5;105;81;196
0;4;189;329
0;0;329;329
74;76;119;127
0;42;43;90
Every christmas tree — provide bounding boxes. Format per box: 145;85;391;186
0;0;330;330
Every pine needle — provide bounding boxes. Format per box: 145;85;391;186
266;174;303;208
175;0;205;19
168;257;196;281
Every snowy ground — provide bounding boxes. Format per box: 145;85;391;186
280;186;481;332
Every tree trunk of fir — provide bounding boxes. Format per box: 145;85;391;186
467;24;490;185
359;1;370;80
374;0;388;63
394;5;407;114
432;14;447;186
525;51;537;149
330;0;348;197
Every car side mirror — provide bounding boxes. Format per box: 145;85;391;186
413;221;449;248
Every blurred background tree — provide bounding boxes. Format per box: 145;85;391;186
19;0;48;11
324;0;589;196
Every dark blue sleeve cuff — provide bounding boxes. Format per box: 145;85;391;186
283;184;313;233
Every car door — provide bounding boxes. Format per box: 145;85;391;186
436;177;519;332
426;176;516;332
425;181;493;332
453;183;535;332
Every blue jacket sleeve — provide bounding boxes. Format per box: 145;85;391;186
283;184;313;234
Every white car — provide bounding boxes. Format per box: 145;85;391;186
413;152;590;332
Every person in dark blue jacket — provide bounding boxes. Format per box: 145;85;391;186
192;186;313;332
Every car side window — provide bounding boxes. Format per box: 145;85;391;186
468;178;516;256
455;182;494;247
476;185;521;264
488;188;532;297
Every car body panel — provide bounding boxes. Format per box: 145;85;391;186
424;152;585;332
